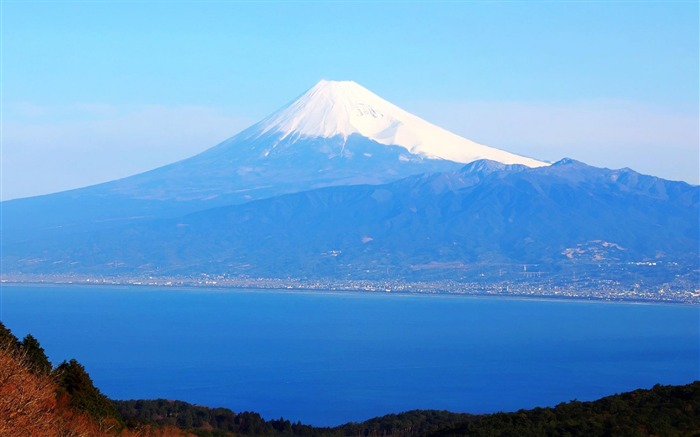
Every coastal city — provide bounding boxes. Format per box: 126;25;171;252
2;273;698;305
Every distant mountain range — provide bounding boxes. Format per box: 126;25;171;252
2;80;698;293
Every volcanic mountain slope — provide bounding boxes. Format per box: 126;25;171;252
5;159;697;288
108;80;545;202
3;80;546;244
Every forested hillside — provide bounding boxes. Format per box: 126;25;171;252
0;322;193;436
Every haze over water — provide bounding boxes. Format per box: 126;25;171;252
1;284;698;426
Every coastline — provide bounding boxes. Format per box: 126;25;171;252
1;277;697;306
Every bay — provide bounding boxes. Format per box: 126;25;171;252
0;284;698;426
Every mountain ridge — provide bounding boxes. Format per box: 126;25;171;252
4;159;697;296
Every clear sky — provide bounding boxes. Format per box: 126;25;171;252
2;0;698;200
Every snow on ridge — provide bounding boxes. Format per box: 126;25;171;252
255;79;547;168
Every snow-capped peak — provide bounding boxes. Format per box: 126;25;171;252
255;80;547;167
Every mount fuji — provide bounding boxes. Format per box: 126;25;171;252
248;80;545;167
4;80;545;241
115;80;545;203
3;80;697;295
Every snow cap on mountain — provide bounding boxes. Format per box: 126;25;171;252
256;80;547;168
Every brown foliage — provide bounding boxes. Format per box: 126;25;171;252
0;345;195;437
0;345;58;436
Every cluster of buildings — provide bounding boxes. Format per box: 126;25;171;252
2;273;698;304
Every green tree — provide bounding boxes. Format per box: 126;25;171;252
20;334;52;375
0;322;20;351
53;358;121;423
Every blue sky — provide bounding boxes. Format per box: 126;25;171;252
2;1;698;200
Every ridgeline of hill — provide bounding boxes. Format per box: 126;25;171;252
1;322;698;437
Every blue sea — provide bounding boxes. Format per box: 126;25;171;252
0;284;697;426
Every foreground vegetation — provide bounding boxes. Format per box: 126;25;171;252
1;322;698;436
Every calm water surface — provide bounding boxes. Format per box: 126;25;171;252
0;284;698;426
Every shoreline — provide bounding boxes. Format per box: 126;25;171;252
1;279;697;307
